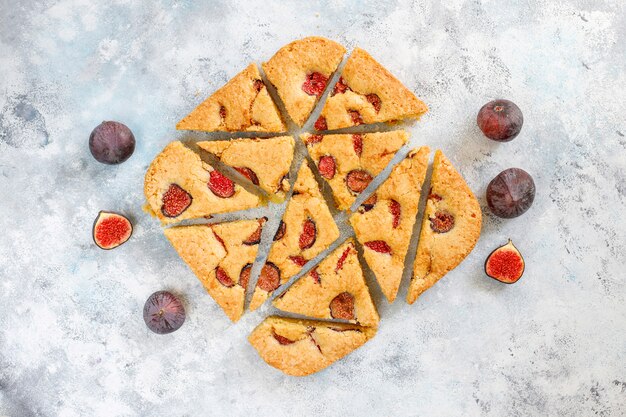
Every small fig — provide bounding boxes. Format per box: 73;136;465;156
485;240;525;284
89;121;135;164
143;291;186;334
92;211;132;250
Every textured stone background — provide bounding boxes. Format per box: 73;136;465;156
1;0;625;416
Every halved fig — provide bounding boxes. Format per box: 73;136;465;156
257;262;281;292
272;329;296;345
314;116;327;131
299;218;317;250
389;200;401;228
208;170;235;198
215;266;235;288
273;220;286;241
318;155;336;180
335;246;352;272
239;264;252;289
364;240;392;254
485;240;525;284
329;292;355;320
360;194;377;212
92;211;132;250
346;170;373;193
161;184;192;218
352;134;363;156
366;94;382;113
243;219;264;245
349;110;363;125
306;134;324;144
235;167;260;186
302;72;328;98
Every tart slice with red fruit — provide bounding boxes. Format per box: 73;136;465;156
316;48;428;131
273;239;379;327
262;37;346;127
406;150;482;304
164;218;266;322
198;136;295;202
249;162;340;311
176;64;286;133
349;146;430;303
302;130;408;211
144;142;261;224
248;316;376;376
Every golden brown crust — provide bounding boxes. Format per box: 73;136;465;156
248;316;376;376
164;219;264;322
350;147;430;302
249;162;340;311
273;239;379;327
176;64;286;133
303;131;408;210
406;150;482;304
198;136;295;201
263;37;346;127
143;142;261;224
319;48;428;130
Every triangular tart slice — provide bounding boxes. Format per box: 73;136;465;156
144;141;261;224
273;239;379;327
406;150;482;304
349;147;430;303
302;130;408;211
248;316;376;376
176;64;286;133
315;48;428;131
262;37;346;127
164;218;265;322
198;136;295;202
249;162;340;311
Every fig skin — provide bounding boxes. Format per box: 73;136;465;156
92;211;133;250
485;239;525;284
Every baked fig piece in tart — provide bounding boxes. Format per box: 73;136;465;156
350;147;430;302
262;37;346;127
164;218;266;322
176;63;286;133
144;142;261;224
318;48;428;130
249;162;340;311
407;150;482;304
248;316;376;376
198;136;295;201
274;239;379;327
302;130;408;211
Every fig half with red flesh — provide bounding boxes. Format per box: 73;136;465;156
92;211;132;250
485;240;525;283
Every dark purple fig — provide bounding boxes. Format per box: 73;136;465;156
143;291;186;334
486;168;535;218
89;121;135;164
477;99;523;142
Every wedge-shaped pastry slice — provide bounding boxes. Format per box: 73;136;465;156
144;142;261;224
164;218;265;322
302;131;408;211
176;64;286;133
263;37;346;127
198;136;295;202
249;162;340;311
316;48;428;131
407;150;482;304
273;239;379;327
249;316;376;376
350;147;430;303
